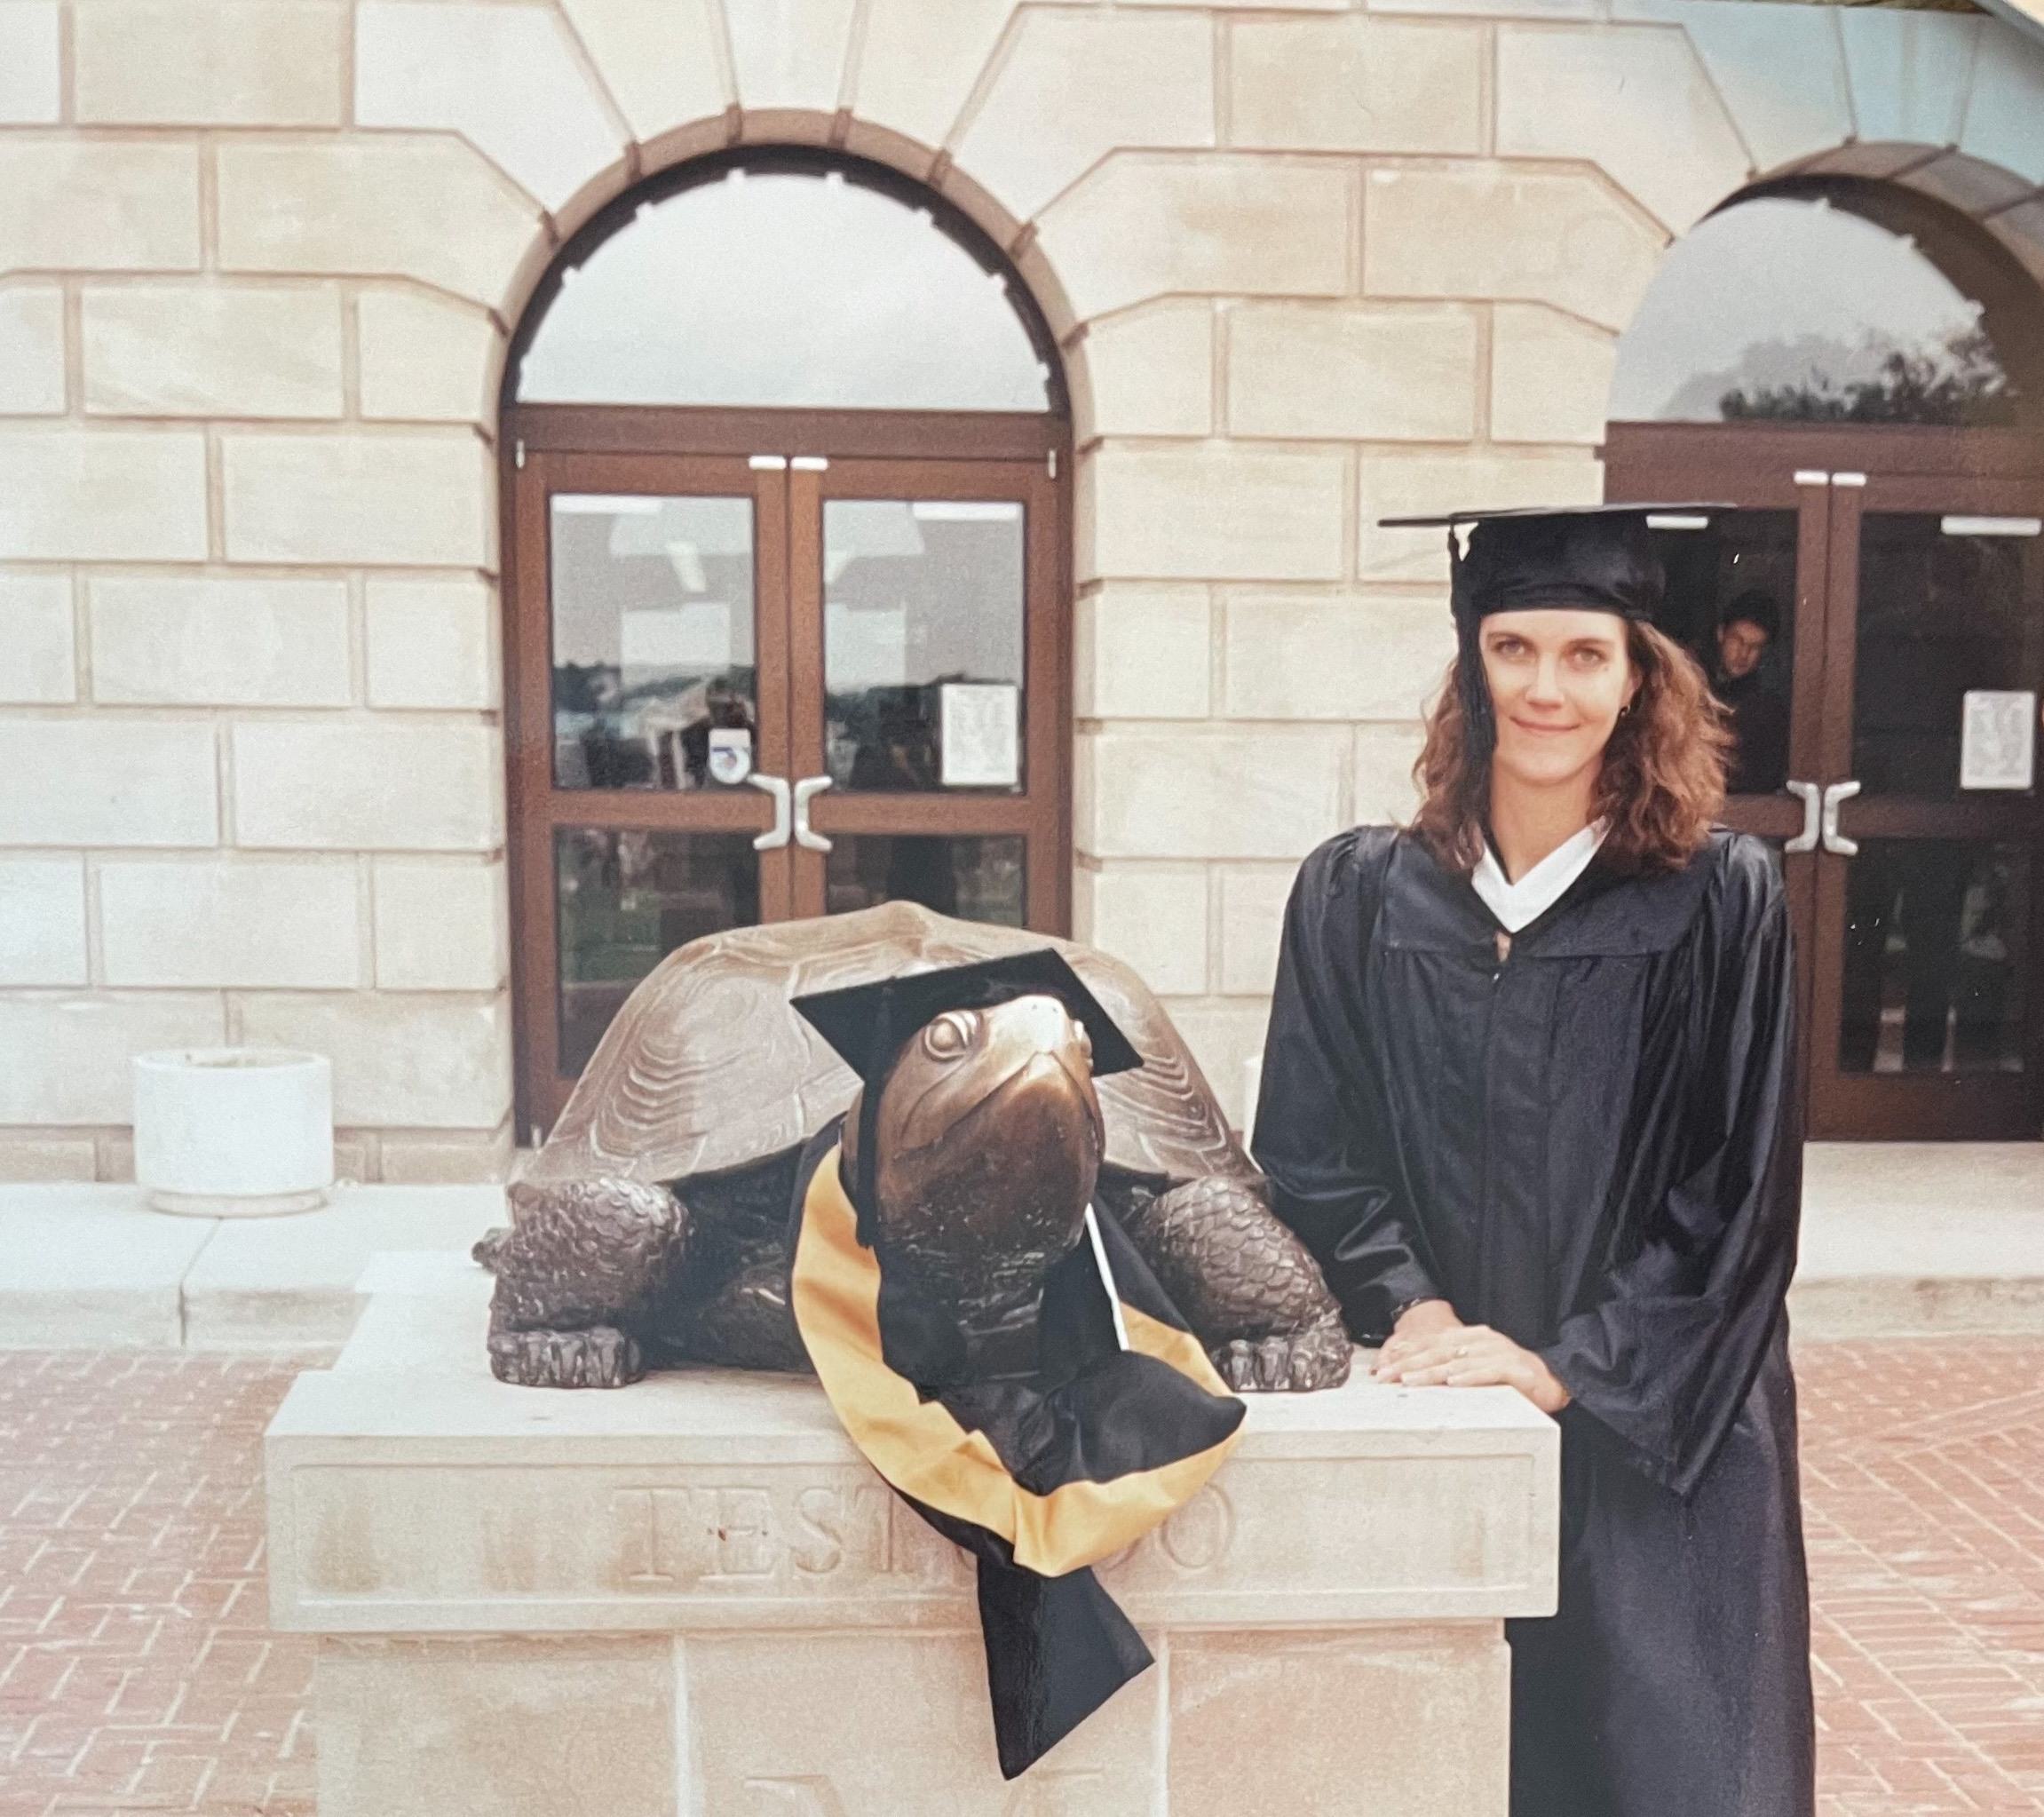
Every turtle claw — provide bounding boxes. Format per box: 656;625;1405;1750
1212;1313;1353;1393
489;1324;645;1390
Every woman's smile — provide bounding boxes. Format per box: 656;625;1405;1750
1478;607;1638;790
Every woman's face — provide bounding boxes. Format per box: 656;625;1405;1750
1479;609;1637;789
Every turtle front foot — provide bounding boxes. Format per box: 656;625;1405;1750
1212;1310;1352;1393
679;1260;809;1373
489;1324;645;1390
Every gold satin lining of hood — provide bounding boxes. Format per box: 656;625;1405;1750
789;1144;1240;1578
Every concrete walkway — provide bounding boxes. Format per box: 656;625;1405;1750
0;1185;503;1350
3;1144;2042;1350
1795;1143;2044;1336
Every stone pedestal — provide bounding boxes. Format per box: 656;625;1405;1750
265;1256;1558;1816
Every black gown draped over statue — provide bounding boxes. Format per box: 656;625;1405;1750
1253;823;1814;1817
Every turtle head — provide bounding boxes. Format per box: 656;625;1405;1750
844;991;1103;1305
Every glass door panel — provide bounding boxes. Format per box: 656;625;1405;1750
549;493;760;792
510;450;794;1131
821;498;1026;793
1644;507;1804;804
1838;838;2031;1078
1810;483;2044;1137
823;834;1026;923
554;828;764;1072
789;457;1065;932
1847;513;2040;801
1609;448;1836;853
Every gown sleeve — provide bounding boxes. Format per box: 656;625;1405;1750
1537;837;1803;1498
1251;829;1445;1344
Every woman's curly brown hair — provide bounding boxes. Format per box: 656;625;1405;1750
1409;620;1732;876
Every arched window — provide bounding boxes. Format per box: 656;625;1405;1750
515;161;1058;412
1611;190;2023;428
502;152;1072;1133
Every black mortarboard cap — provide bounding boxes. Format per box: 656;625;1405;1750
1378;503;1731;765
791;949;1143;1241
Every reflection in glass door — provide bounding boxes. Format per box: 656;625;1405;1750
787;458;1066;932
508;455;795;1118
816;496;1027;924
548;493;762;794
547;490;774;1071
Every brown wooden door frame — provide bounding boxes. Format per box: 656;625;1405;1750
502;406;1073;1138
510;403;1064;464
1605;421;2044;486
1607;421;2044;1139
1808;470;2044;1139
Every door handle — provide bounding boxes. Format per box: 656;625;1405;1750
1784;781;1820;853
1821;779;1862;857
748;774;791;851
792;775;834;853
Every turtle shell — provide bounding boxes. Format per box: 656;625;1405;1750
527;901;1256;1189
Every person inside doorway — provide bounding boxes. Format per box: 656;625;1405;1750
1712;587;1790;794
1252;504;1813;1817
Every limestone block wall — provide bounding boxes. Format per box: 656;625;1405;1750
1;0;2041;1178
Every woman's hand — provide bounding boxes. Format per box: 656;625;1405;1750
1374;1320;1573;1416
1382;1299;1463;1357
1372;1297;1463;1372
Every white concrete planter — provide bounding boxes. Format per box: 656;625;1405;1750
133;1048;334;1218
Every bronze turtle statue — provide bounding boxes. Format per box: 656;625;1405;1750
478;901;1351;1393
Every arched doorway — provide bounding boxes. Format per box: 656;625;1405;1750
501;149;1073;1136
1606;179;2044;1139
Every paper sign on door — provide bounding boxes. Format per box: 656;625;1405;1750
1960;689;2037;790
939;683;1020;789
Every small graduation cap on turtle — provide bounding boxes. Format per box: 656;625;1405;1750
1378;502;1732;764
791;948;1145;1242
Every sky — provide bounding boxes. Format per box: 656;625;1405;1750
1609;197;1995;421
519;168;1050;412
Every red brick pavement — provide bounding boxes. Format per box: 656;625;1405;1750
0;1354;315;1817
1800;1340;2044;1816
1;1341;2040;1815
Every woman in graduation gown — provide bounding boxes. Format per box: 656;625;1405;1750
1253;504;1814;1817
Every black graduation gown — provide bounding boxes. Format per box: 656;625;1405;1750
1253;824;1814;1817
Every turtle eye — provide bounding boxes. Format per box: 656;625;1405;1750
923;1010;977;1060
